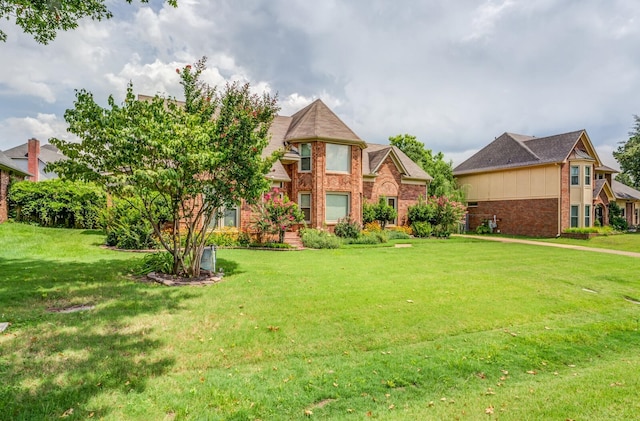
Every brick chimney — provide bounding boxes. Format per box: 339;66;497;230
27;138;40;181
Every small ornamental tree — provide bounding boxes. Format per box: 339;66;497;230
372;196;397;229
48;57;280;277
252;187;304;243
408;195;466;238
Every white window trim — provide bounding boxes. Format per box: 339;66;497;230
325;143;351;174
299;192;312;224
570;205;579;228
299;143;312;173
209;206;240;229
570;166;580;186
584;166;591;186
584;204;591;227
325;192;350;224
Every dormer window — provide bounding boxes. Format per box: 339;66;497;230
299;143;311;172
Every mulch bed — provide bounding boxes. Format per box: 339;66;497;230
146;271;224;286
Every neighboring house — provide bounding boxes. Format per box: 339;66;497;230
453;130;623;237
217;99;432;231
3;138;67;181
0;150;31;223
611;180;640;227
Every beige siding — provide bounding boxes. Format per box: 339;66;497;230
459;165;560;201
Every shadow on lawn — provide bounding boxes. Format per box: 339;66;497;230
0;256;198;420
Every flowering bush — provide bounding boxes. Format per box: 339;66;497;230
252;188;304;243
408;195;467;238
334;216;361;238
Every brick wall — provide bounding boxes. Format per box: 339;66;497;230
559;162;570;232
467;198;559;237
0;170;9;223
365;155;426;226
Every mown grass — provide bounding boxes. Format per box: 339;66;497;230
541;232;640;253
1;222;639;420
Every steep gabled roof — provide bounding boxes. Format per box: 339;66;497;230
363;143;432;181
0;150;30;176
284;99;365;146
454;130;589;175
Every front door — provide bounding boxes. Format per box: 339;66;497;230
595;204;604;226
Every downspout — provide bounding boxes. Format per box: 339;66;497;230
557;163;561;236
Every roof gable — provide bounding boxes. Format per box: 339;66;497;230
454;129;595;175
364;143;432;181
0;150;30;176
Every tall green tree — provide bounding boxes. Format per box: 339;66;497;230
613;115;640;189
49;57;280;277
389;134;461;199
0;0;177;44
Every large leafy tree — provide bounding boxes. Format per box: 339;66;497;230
0;0;177;44
389;134;461;199
49;57;280;277
613;115;640;189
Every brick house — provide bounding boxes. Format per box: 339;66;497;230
214;99;432;231
453;130;635;237
0;150;30;223
3;138;66;182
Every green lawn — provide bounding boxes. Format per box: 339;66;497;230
1;223;640;420
539;232;640;253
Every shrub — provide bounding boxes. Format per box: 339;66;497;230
386;229;411;240
362;202;376;224
8;179;106;228
389;225;413;235
334;216;361;238
411;221;433;238
300;228;342;249
103;197;171;250
134;252;174;275
475;220;492;234
364;221;382;232
248;242;292;249
252;188;304;243
343;231;388;245
206;226;242;247
407;195;466;238
608;202;628;231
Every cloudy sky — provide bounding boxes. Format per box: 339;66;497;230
1;0;639;168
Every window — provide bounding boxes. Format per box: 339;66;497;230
299;192;311;223
584;166;591;186
326;193;349;222
467;202;478;207
209;207;239;229
299;143;311;172
570;166;579;185
584;204;591;227
597;173;604;180
326;143;350;172
570;205;579;227
387;197;398;225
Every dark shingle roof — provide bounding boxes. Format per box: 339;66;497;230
454;130;586;175
4;142;67;164
363;143;432;181
612;180;640;201
265;100;430;182
284;99;365;146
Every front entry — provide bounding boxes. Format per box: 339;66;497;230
595;204;604;226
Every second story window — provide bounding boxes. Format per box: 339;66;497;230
584;166;591;186
570;166;579;186
326;143;350;172
299;143;311;172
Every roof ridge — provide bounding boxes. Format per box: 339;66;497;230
507;133;540;161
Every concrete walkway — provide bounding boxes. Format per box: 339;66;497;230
457;234;640;258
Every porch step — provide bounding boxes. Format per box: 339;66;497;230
284;231;304;249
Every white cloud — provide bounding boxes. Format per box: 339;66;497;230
0;114;76;147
